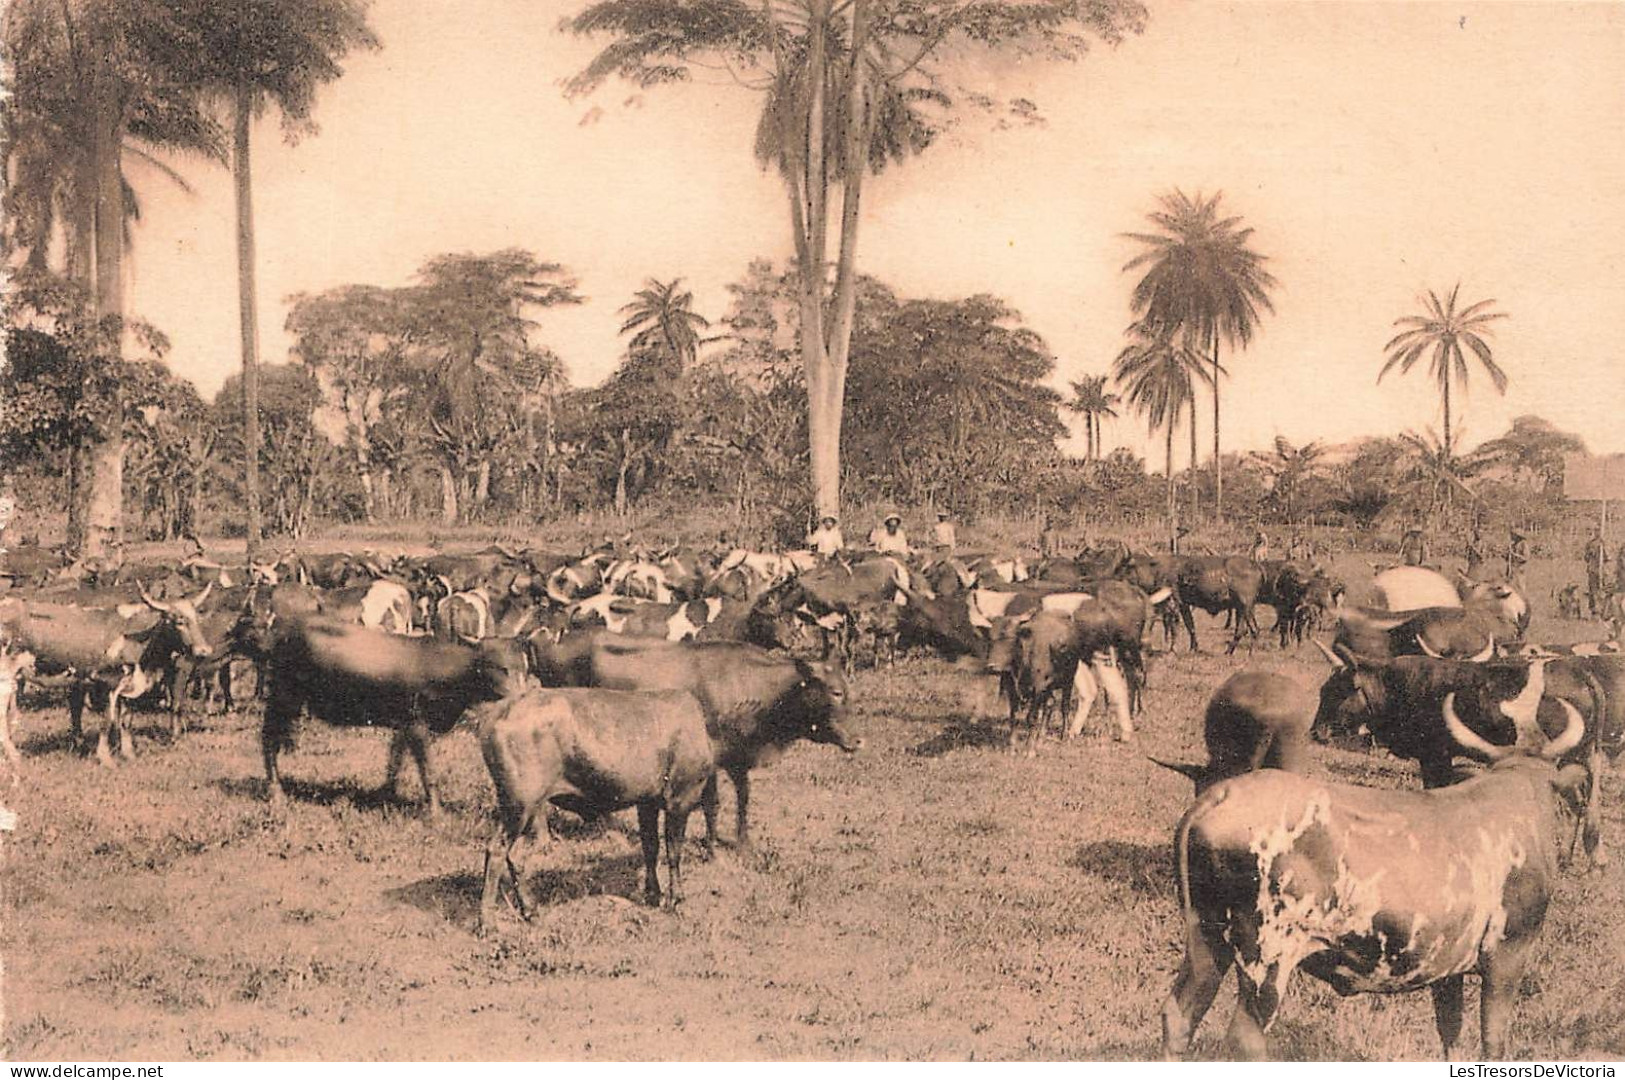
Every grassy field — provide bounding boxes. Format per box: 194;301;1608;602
2;548;1622;1061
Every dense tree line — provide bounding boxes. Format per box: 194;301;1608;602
1;246;1584;549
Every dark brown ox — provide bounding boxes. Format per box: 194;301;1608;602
0;586;214;765
578;637;858;853
1151;670;1314;793
1332;602;1517;663
1120;553;1263;653
1312;650;1607;864
476;687;713;933
1164;755;1588;1060
261;617;526;814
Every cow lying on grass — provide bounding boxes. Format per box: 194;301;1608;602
476;687;713;934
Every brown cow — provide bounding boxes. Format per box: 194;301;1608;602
476;687;713;933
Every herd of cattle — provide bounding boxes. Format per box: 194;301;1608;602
0;536;1621;1060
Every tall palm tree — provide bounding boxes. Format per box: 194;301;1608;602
618;278;712;373
1124;189;1276;518
147;0;379;556
1379;284;1509;464
1113;328;1209;538
1066;374;1119;460
3;0;225;556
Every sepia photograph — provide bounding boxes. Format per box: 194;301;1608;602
1;0;1622;1063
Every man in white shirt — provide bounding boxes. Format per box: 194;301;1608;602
931;510;956;553
807;515;844;558
869;511;910;555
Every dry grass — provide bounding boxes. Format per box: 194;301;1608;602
2;548;1621;1061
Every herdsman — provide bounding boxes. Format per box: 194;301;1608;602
1399;523;1427;567
1585;528;1609;617
869;511;910;556
1507;527;1531;587
807;515;844;559
931;509;956;553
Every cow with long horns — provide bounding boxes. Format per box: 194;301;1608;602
1164;751;1589;1059
0;584;215;764
1312;647;1609;864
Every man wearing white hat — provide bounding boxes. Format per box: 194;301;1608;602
807;514;844;558
869;510;910;555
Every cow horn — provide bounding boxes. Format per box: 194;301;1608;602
1311;639;1344;668
1146;587;1173;606
1416;635;1445;659
1467;638;1495;663
1147;756;1209;786
1542;698;1586;760
1442;691;1512;761
139;584;173;613
192;581;213;608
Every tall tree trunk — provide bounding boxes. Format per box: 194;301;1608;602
1442;373;1453;464
84;120;125;559
66;192;94;553
615;427;633;517
235;84;264;557
1212;330;1223;519
438;465;458;524
474;459;491;511
377;467;394;520
1165;419;1176;544
1188;403;1199;521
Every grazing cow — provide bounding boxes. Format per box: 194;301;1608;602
0;587;214;765
476;687;713;932
261;618;526;813
1257;561;1340;648
1163;755;1590;1060
582;637;859;852
1150;670;1314;793
987;611;1086;753
0;649;36;763
986;607;1136;748
1120;553;1262;653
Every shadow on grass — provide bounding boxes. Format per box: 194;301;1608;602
1069;838;1173;898
390;853;650;932
17;730;86;757
910;717;1010;757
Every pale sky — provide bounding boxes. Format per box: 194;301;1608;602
123;0;1625;465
